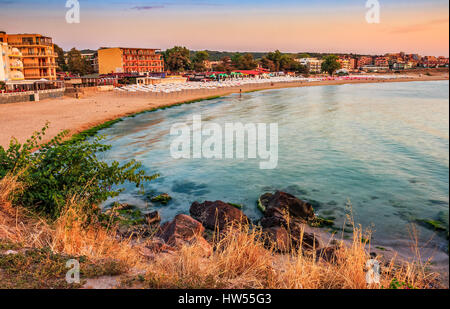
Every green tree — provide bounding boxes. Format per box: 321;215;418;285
266;50;283;71
297;53;311;59
192;50;209;72
0;124;158;219
235;54;258;70
53;44;68;72
67;48;89;76
321;55;342;76
260;57;275;72
164;46;191;73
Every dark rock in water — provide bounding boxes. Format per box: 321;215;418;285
190;200;250;232
263;225;320;253
156;214;205;247
145;211;161;225
259;191;316;229
151;193;172;205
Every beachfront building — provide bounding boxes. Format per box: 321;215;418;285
98;47;164;75
338;57;355;72
374;56;389;67
0;33;57;80
0;42;25;82
357;56;373;69
295;58;323;73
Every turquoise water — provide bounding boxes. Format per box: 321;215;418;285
98;81;449;249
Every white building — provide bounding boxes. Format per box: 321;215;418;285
1;42;24;82
295;58;323;74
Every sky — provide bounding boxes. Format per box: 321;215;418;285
0;0;449;56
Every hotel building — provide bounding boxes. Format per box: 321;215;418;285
98;47;164;75
357;56;373;69
374;56;389;67
338;57;356;71
295;58;323;74
0;33;57;80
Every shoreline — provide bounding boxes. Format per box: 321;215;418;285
0;74;448;148
1;74;448;286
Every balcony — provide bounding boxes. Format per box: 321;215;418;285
9;41;53;47
22;52;56;57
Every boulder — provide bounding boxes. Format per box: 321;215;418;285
259;191;315;228
190;201;250;231
263;225;320;253
316;246;340;263
145;211;161;225
156;214;205;247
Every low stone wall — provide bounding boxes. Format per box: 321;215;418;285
0;88;65;104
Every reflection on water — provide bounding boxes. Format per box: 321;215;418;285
97;81;449;249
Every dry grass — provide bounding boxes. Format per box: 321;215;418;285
135;223;441;289
0;174;142;269
0;175;443;289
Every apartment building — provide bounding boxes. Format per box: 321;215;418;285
0;41;25;82
338;57;352;71
357;56;373;69
1;33;57;80
295;58;323;73
374;56;389;67
98;47;164;75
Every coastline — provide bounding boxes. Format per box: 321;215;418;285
0;74;448;148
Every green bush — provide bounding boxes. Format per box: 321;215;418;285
0;124;159;219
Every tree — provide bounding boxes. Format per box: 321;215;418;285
164;46;191;73
260;57;275;72
289;61;309;74
214;56;233;73
297;53;310;59
53;44;68;72
321;55;342;76
266;50;283;71
67;48;91;76
231;53;257;70
192;50;209;72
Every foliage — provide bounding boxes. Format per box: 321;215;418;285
0;124;158;219
163;46;192;73
260;50;307;73
66;48;93;76
53;44;68;72
192;50;210;72
151;193;172;205
0;81;6;91
0;245;126;289
232;53;258;70
321;55;342;76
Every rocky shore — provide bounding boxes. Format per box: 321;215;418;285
109;191;360;264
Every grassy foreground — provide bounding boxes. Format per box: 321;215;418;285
0;126;444;289
0;174;442;289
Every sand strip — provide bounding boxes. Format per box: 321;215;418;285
0;74;448;148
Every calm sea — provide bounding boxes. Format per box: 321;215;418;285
97;80;449;250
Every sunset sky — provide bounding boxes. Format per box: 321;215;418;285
0;0;448;56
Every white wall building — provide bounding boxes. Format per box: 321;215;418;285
295;58;323;73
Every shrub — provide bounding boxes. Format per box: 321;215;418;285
0;124;158;219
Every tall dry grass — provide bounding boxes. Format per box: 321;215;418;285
0;174;142;268
141;223;441;289
0;174;442;289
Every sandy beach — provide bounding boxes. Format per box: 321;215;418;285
0;73;448;148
